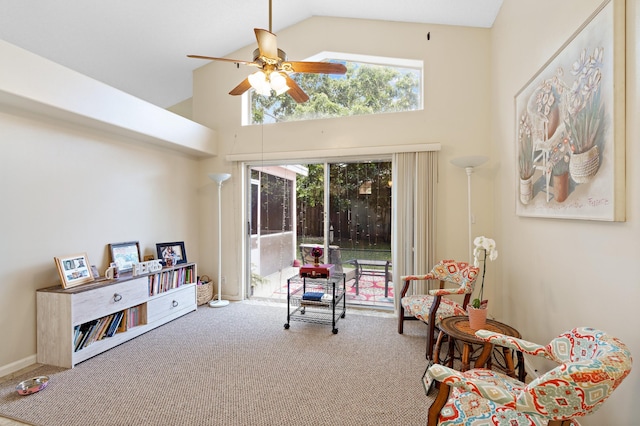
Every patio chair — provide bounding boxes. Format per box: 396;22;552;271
398;259;479;359
426;327;633;426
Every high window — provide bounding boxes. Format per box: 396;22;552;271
245;52;423;125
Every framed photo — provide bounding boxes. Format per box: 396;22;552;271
156;241;187;266
109;241;141;273
421;360;436;396
514;0;625;221
54;253;94;289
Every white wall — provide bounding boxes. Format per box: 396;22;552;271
0;39;217;373
192;16;496;302
0;109;204;371
492;0;639;424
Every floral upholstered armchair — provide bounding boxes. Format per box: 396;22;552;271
426;327;633;426
398;260;479;359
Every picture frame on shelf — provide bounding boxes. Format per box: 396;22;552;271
54;253;94;289
108;241;141;273
156;241;187;266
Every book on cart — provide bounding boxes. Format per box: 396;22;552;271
299;264;334;278
302;291;324;301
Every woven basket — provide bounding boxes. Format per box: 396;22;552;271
197;275;213;306
569;145;600;183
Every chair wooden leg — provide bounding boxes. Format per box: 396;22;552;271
398;307;405;334
425;320;440;359
427;382;451;426
548;421;573;426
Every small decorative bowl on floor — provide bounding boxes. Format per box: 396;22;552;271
197;275;213;306
16;376;49;395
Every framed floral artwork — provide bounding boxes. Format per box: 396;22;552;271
514;0;625;221
54;253;94;289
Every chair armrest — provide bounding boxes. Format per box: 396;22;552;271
475;330;552;359
428;287;466;296
427;364;517;407
400;273;435;281
399;274;436;297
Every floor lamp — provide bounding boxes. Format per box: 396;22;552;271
208;172;231;308
450;156;488;262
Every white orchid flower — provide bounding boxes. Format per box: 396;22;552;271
473;236;498;263
489;250;498;261
471;236;498;307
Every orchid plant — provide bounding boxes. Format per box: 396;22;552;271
472;236;498;309
518;112;534;180
564;47;605;155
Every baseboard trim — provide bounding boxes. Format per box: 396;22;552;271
0;355;37;380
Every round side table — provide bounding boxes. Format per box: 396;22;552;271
434;316;525;381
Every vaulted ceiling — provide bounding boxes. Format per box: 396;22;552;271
0;0;503;108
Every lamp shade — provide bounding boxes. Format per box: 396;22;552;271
270;71;289;95
450;156;489;169
208;173;231;184
248;71;271;96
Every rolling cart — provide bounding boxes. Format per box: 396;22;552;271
284;273;346;334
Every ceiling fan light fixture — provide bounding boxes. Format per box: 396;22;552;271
248;71;272;96
248;70;289;96
270;71;289;95
188;2;346;103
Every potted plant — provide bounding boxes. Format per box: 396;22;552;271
533;77;563;140
564;47;605;183
468;236;498;330
549;136;571;202
250;263;266;296
518;112;535;204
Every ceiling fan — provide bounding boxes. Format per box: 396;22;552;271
187;0;346;103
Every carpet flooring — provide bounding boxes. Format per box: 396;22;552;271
0;301;431;425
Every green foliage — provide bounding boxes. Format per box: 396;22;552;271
296;164;324;208
296;162;392;241
296;162;392;212
251;62;420;124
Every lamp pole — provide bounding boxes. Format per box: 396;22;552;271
465;166;474;261
450;156;488;262
208;173;231;308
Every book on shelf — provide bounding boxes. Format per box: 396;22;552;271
147;264;195;296
74;312;127;352
74;320;96;351
106;311;124;337
125;304;144;328
117;313;128;333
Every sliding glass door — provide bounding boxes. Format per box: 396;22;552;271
247;159;393;309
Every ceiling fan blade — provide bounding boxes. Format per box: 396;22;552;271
187;55;254;66
284;74;309;103
285;61;347;75
254;28;278;60
229;78;252;96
